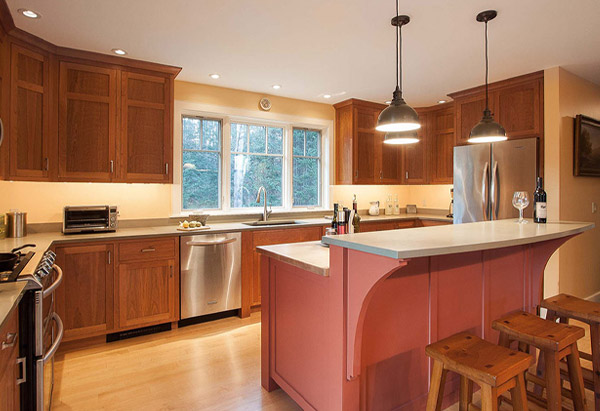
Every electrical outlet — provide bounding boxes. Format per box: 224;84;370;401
592;202;598;214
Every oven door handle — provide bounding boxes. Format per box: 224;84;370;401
42;265;63;299
42;313;63;364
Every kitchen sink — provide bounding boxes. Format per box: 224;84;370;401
242;220;306;226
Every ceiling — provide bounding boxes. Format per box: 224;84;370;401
7;0;600;106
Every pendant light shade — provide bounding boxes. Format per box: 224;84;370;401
383;130;419;145
468;10;507;143
376;7;420;134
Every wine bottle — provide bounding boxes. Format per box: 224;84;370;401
352;195;361;233
533;177;547;223
332;203;339;231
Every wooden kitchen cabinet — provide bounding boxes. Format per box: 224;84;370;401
115;237;179;331
120;71;173;183
0;309;20;411
9;43;52;180
428;104;455;184
55;242;115;341
241;226;322;316
58;62;118;181
401;111;428;184
360;219;417;233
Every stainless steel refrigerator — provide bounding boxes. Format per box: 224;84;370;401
453;138;538;223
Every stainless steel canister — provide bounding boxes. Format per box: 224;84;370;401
0;213;6;239
7;211;27;238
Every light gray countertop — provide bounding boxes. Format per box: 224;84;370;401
257;241;330;276
0;282;27;330
322;220;594;259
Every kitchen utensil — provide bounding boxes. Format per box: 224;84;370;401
7;211;27;237
0;244;35;272
368;201;380;216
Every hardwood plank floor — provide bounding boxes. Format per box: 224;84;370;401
50;313;300;411
50;314;595;411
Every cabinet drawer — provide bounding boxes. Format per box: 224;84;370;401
0;309;18;376
118;237;176;262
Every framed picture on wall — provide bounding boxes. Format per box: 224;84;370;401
574;114;600;177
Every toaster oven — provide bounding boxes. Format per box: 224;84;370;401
63;205;118;234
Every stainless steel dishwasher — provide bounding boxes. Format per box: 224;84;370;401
180;232;241;319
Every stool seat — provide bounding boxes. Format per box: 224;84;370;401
543;293;600;323
492;311;585;352
426;332;533;387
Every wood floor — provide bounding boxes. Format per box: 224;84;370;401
50;313;300;411
50;314;596;411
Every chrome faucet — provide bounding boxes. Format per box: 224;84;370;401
256;186;272;221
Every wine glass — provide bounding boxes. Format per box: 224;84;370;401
512;191;530;223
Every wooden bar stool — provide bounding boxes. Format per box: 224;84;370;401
425;332;533;411
543;293;600;410
492;310;587;411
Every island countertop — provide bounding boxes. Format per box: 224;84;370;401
322;219;594;259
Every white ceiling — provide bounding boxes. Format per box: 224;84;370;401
7;0;600;106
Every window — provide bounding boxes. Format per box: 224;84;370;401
180;114;327;213
182;116;222;210
292;128;321;207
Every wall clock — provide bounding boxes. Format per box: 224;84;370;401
259;97;272;111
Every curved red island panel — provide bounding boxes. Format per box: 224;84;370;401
258;220;593;411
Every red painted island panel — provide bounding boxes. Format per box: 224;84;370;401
261;235;577;411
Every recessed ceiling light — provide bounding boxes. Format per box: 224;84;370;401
111;48;127;56
438;100;447;104
272;84;281;90
323;94;332;99
209;73;220;79
18;8;40;19
385;100;392;104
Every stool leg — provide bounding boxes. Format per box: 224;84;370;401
509;373;528;411
545;349;562;411
481;384;499;411
567;342;586;411
426;360;447;411
459;376;473;411
498;331;510;348
590;323;600;411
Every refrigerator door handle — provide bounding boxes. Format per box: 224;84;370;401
491;161;499;220
482;162;490;220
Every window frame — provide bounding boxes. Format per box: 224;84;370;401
181;115;223;211
177;111;329;215
291;127;322;208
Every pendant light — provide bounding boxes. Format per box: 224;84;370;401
383;131;419;145
468;10;507;143
377;0;420;134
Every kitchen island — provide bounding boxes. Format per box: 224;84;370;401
257;220;594;411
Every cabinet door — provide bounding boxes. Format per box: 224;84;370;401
454;94;491;145
402;113;428;184
116;259;177;330
379;134;403;184
0;37;8;179
9;43;51;179
121;71;172;183
55;243;115;341
429;107;454;184
353;107;377;184
249;226;322;307
58;62;117;181
495;79;542;139
0;310;19;411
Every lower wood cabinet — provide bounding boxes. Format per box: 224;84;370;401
0;309;20;411
416;219;452;227
360;219;417;232
55;236;179;342
55;242;114;342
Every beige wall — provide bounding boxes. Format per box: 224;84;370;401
555;68;600;299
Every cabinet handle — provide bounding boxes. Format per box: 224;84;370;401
380;170;383;180
44;158;49;171
110;160;114;173
165;163;169;175
16;357;26;385
1;332;17;350
107;250;111;265
170;265;173;278
405;171;409;179
354;170;358;178
141;247;156;253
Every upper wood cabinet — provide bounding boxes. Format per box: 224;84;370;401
449;71;544;145
9;43;51;180
121;72;172;183
334;99;402;185
428;104;455;184
401;110;428;184
58;62;117;181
